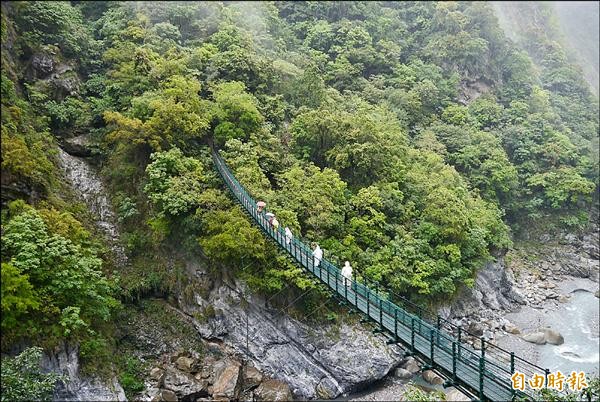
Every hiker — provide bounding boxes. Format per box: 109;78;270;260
271;216;280;231
341;261;353;287
257;201;266;213
284;226;293;245
312;243;323;267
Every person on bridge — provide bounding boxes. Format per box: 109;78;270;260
341;261;353;286
312;243;323;267
284;226;293;245
257;201;266;213
271;216;280;231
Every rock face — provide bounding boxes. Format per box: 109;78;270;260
40;343;126;401
211;361;242;399
255;379;293;401
161;367;209;401
179;267;404;400
447;259;524;318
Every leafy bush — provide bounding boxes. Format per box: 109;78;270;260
0;346;62;402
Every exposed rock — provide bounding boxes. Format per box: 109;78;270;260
445;387;471;401
175;356;196;373
242;364;263;390
422;370;444;385
539;327;564;345
62;135;94;157
161;367;209;401
150;367;164;381
522;332;546;345
558;294;571;303
595;290;599;298
31;52;56;77
561;351;581;359
400;357;421;374
316;377;339;399
156;389;178;402
447;259;523;318
255;379;293;401
503;322;521;335
41;342;126;401
394;368;413;379
180;273;403;399
212;361;242;399
467;322;484;337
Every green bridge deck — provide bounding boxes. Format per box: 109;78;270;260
213;150;556;402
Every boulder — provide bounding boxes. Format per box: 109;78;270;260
255;379;293;401
422;370;444;385
62;136;93;157
158;389;178;402
316;377;339;399
503;322;520;335
401;357;421;374
150;367;164;381
539;328;564;345
212;361;242;399
467;322;484;336
175;356;196;373
445;387;471;401
522;332;546;345
242;364;263;390
161;367;209;401
394;368;413;379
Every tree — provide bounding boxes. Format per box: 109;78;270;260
144;148;206;217
0;346;62;402
212;81;263;146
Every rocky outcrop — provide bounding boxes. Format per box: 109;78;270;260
40;343;126;401
178;263;405;400
160;367;209;401
62;134;95;157
142;351;290;402
255;379;293;401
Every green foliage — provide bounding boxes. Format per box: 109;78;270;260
14;1;92;58
401;382;446;401
212;81;264;146
144;148;206;217
117;355;145;400
1;205;119;344
0;346;62;402
1;262;40;331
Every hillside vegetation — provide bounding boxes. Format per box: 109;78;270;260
1;1;598;394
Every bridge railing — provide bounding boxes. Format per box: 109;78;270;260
212;151;567;401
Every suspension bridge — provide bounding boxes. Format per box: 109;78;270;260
213;150;558;401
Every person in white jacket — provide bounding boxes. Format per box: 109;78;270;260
341;261;353;286
284;227;293;245
312;244;323;267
